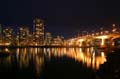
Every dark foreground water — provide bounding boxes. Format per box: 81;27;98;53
0;47;120;79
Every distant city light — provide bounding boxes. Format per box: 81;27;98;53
0;20;119;48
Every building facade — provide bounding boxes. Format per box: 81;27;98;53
18;27;29;42
3;27;13;42
44;32;52;45
33;18;44;46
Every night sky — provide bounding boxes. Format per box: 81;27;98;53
0;0;120;38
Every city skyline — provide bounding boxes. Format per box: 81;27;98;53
0;18;120;48
0;18;65;46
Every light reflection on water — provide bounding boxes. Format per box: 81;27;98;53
0;47;107;78
16;48;44;77
44;47;107;70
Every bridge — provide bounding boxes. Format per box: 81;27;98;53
66;33;120;48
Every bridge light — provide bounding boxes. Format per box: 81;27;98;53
78;39;84;42
77;39;84;46
95;35;108;39
105;31;109;34
95;35;108;47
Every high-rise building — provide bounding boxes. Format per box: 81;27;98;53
44;32;52;45
18;27;29;42
51;36;63;46
0;24;2;40
3;27;13;42
33;18;44;46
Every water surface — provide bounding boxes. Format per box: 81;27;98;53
0;47;120;79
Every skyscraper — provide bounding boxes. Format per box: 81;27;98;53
18;27;29;42
0;24;2;40
33;18;44;46
3;27;13;42
44;32;52;45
